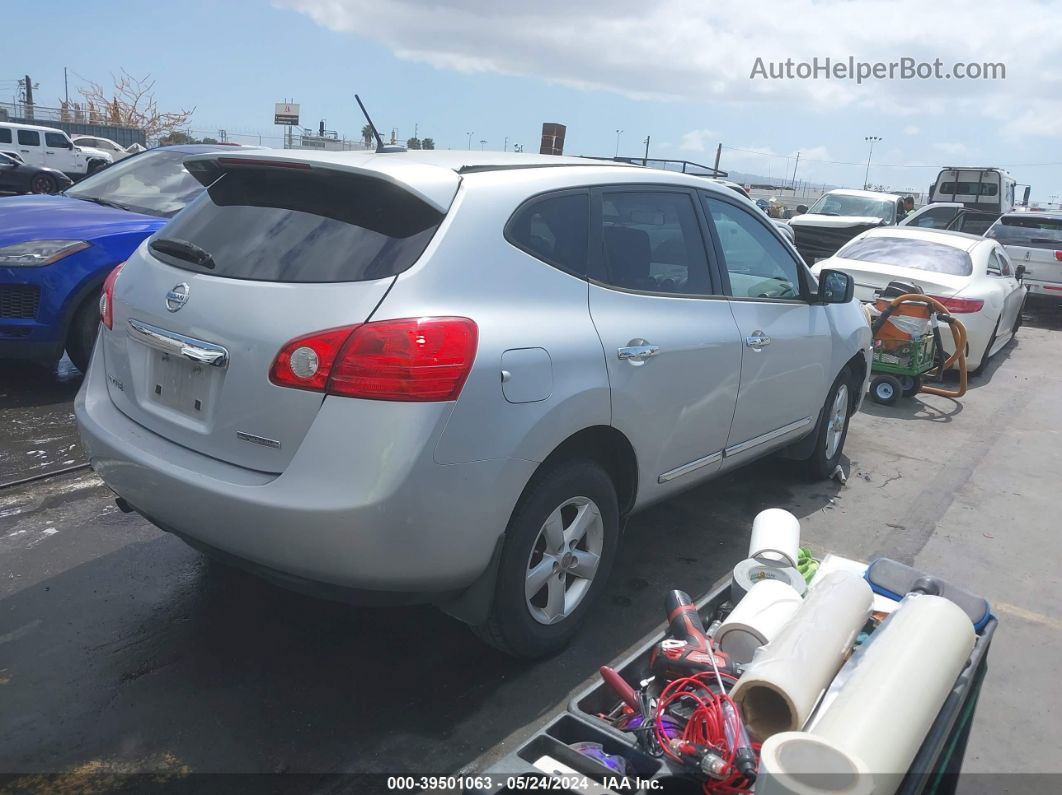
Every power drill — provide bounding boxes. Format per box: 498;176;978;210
648;590;738;682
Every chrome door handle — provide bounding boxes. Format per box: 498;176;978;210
746;331;771;349
128;318;229;368
617;343;660;361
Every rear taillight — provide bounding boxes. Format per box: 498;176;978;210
270;317;478;402
99;262;125;329
1054;251;1062;262
929;295;984;314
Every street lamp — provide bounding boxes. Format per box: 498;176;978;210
864;136;883;189
480;139;487;150
466;131;473;150
615;129;623;158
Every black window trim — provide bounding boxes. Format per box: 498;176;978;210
699;189;814;303
503;187;591;280
587;183;727;300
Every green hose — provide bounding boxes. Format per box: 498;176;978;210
797;547;819;584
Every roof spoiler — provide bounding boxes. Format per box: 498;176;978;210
181;152;459;213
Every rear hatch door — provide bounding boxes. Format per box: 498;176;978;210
988;215;1062;290
101;158;452;472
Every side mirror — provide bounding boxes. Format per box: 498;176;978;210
1015;263;1026;281
817;269;854;304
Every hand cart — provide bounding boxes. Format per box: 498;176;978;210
868;292;969;405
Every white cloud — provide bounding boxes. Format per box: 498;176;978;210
933;142;972;157
679;129;717;152
903;125;920;135
278;0;1058;129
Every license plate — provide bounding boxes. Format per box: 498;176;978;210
149;351;213;416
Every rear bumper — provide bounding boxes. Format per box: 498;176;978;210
75;341;537;595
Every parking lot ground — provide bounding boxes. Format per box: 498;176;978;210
1;307;1060;789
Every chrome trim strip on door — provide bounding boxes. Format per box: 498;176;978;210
127;318;229;368
657;451;723;484
724;416;813;457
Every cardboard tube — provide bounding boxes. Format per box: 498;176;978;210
809;594;975;794
748;508;801;567
758;732;874;795
730;571;872;740
716;579;803;665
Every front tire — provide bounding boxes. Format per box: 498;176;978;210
801;367;855;480
66;292;102;373
473;459;619;658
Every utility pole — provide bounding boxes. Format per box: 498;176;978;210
480;139;486;150
23;74;34;120
504;136;508;152
713;143;722;174
466;131;473;150
643;135;650;166
790;152;800;191
64;67;69;105
615;129;623;158
864;136;882;189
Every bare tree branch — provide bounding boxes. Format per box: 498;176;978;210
77;69;195;144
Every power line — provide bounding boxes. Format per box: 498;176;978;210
719;144;1062;169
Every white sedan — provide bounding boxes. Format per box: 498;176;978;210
812;227;1026;374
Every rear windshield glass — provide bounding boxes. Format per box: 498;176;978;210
838;236;973;276
150;167;444;282
807;193;893;223
986;216;1062;250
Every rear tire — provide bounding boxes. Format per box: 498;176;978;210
971;316;1000;377
66;291;102;374
870;374;901;406
473;459;619;658
29;173;58;194
800;366;855;481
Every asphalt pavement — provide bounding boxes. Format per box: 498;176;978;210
1;306;1060;792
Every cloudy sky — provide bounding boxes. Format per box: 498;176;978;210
9;0;1062;199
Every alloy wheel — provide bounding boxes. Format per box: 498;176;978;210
525;496;604;625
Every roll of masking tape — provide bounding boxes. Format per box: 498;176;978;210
717;579;804;664
731;556;807;603
757;732;874;795
749;508;801;568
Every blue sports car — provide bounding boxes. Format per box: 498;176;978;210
0;144;247;372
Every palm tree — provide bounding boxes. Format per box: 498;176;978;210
361;124;375;149
421;138;435;150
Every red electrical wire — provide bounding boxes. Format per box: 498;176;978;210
654;672;759;795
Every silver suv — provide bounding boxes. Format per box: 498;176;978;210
75;150;871;657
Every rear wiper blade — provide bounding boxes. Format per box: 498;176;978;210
149;237;216;270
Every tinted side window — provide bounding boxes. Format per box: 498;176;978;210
18;130;41;146
45;132;69;148
598;191;711;295
908;207;960;229
0;128;11;144
76;138;98;146
703;196;802;299
506;192;589;277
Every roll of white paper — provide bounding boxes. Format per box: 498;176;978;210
730;571;873;741
757;732;874;795
717;579;804;665
731;556;807;603
748;508;801;568
809;593;975;794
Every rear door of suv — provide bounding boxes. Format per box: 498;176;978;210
100;157;452;473
586;185;742;494
700;192;833;463
987;215;1062;299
